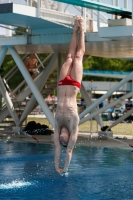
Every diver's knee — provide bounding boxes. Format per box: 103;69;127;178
75;52;84;60
67;53;75;62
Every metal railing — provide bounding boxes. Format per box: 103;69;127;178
0;0;132;34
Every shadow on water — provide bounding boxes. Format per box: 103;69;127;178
0;141;133;200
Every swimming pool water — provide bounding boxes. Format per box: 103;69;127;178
0;140;133;200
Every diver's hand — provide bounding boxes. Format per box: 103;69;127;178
56;168;63;174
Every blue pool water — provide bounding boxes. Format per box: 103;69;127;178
0;141;133;200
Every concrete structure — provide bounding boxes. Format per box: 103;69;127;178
0;0;132;138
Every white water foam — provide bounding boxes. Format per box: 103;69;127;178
0;180;32;189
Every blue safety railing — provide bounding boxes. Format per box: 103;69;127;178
54;0;131;17
83;70;131;75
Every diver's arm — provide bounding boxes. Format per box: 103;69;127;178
63;133;78;172
63;148;73;173
54;131;61;173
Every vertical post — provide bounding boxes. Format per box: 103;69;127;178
112;0;115;19
97;0;100;30
27;0;29;6
7;1;12;36
58;3;64;12
124;0;128;9
37;0;40;17
82;8;86;32
116;0;119;6
44;0;50;9
90;7;93;32
112;0;115;5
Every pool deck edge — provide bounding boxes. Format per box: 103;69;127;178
0;131;133;149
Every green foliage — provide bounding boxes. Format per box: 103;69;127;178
1;53;51;89
13;27;27;36
1;40;133;89
83;56;133;81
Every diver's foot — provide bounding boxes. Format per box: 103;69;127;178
78;16;85;31
74;16;80;31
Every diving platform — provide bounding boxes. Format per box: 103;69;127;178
0;3;133;58
54;0;132;18
0;0;133;134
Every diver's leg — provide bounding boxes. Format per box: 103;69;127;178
70;17;85;83
59;17;79;80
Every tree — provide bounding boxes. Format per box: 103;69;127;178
83;56;133;81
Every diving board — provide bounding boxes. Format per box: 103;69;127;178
54;0;132;18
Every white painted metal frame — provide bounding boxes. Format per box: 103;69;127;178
0;0;132;132
79;91;133;124
8;47;55;127
106;107;133;131
80;82;104;127
19;53;58;125
0;77;19;126
79;71;133;120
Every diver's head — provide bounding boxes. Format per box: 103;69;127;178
60;126;70;147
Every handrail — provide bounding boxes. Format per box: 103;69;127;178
54;0;131;15
0;0;131;36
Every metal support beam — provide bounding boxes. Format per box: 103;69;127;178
35;53;44;68
8;46;55;127
0;77;19;126
12;53;53;99
44;0;50;9
79;71;133;119
97;0;100;29
80;82;104;126
0;47;7;67
79;91;133;124
19;53;58;125
16;54;56;101
82;7;86;32
107;107;133;131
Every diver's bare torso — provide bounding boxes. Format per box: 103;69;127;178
27;57;38;69
55;85;80;133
